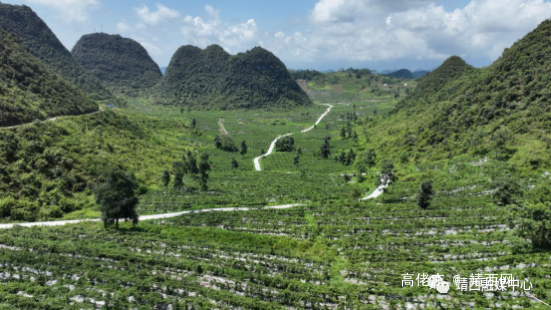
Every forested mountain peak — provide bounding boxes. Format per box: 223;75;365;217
156;45;312;109
406;56;473;101
72;33;163;96
0;2;114;101
0;28;97;126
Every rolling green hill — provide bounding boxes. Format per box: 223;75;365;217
361;19;551;168
0;28;97;126
72;33;163;96
0;3;114;101
155;45;312;109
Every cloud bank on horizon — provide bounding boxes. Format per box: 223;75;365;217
8;0;551;70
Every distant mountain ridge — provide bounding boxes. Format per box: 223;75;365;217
0;28;97;126
386;69;414;79
155;44;312;109
72;33;163;96
0;3;114;101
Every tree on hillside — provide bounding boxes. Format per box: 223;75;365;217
198;154;211;191
320;137;331;159
340;127;347;138
493;177;521;206
161;171;170;188
240;141;248;158
363;149;377;172
491;127;514;160
183;151;199;175
346;149;356;166
172;162;185;190
417;181;434;209
231;157;239;170
509;202;551;249
276;136;295;152
380;160;396;185
94;168;139;230
294;154;300;167
191;118;197;128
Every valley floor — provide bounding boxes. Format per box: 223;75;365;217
0;76;549;309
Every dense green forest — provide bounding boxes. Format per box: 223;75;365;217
72;33;163;97
0;3;114;101
0;28;97;126
155;45;312;109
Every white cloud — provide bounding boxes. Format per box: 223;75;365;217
265;0;551;64
135;4;180;26
25;0;99;23
275;31;285;38
139;41;163;56
180;5;259;53
116;21;133;33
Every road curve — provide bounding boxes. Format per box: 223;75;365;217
301;104;333;133
254;104;334;171
0;204;305;230
253;133;293;171
360;180;389;201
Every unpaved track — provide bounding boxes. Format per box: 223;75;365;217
301;104;333;133
0;204;304;230
218;118;228;135
360;180;389;201
253;133;293;171
254;104;333;171
0;108;103;130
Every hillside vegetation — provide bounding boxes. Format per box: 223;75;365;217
0;3;114;101
155;45;312;109
362;19;551;168
0;28;97;126
72;33;163;96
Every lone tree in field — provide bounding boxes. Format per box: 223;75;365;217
240;141;248;158
417;181;434;209
161;171;170;188
293;154;300;167
95;169;139;230
191;118;197;128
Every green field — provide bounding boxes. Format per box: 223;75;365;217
0;72;550;309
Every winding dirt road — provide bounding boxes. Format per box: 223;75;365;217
254;104;334;171
0;108;103;130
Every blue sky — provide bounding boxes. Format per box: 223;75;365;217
4;0;551;72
